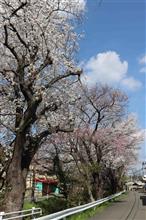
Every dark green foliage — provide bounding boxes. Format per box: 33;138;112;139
24;197;67;216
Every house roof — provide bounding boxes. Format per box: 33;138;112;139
35;177;58;184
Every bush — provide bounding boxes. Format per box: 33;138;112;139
23;201;37;210
37;197;67;215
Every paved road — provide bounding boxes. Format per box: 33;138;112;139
89;191;146;220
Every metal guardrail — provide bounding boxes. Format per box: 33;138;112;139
0;207;42;220
35;191;125;220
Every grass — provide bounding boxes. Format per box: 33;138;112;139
23;201;37;210
67;201;110;220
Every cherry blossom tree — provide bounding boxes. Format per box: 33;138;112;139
66;115;144;200
50;86;144;201
0;0;85;211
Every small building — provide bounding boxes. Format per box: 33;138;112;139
142;175;146;182
26;172;60;198
35;177;59;195
125;181;144;191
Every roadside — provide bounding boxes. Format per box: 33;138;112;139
68;193;126;220
88;191;146;220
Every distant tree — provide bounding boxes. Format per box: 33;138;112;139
75;115;144;199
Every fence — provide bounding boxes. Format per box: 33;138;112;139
35;191;125;220
0;207;42;220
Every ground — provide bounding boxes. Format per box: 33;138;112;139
89;191;146;220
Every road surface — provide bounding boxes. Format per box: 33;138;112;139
89;191;146;220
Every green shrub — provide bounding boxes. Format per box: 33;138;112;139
23;201;37;210
36;197;67;215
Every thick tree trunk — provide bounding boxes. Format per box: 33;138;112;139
84;176;95;202
92;173;103;199
110;176;118;194
1;134;29;212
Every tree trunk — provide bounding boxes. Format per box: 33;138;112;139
110;175;118;194
1;133;29;212
85;176;95;202
92;173;103;199
87;184;95;202
31;168;36;202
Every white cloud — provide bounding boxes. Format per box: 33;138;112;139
121;77;142;90
144;129;146;140
140;67;146;73
139;55;146;74
84;51;128;84
139;55;146;65
83;51;142;90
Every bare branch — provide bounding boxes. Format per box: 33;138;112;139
9;23;29;50
0;113;18;116
46;69;82;88
4;25;19;62
0;121;15;134
10;1;27;18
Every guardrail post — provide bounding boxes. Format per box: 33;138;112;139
40;208;42;216
32;207;35;219
0;212;5;220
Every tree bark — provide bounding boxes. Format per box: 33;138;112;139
86;182;95;202
31;168;36;202
92;173;104;199
0;133;29;212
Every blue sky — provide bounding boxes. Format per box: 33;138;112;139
78;0;146;161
